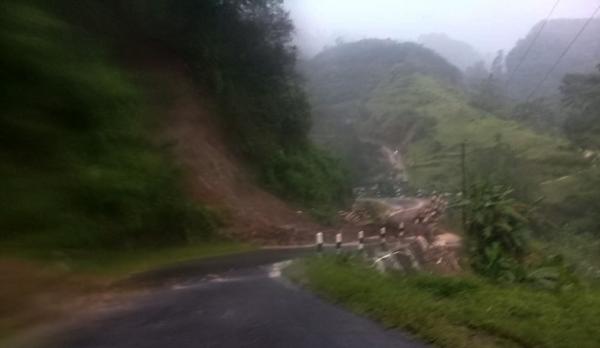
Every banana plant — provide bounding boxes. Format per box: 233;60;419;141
463;182;530;280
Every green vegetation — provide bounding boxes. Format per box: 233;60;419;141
304;39;583;196
304;39;599;274
1;0;350;252
288;256;600;348
59;0;352;212
260;145;350;218
1;1;214;248
460;181;581;289
562;65;600;150
463;183;530;281
364;73;579;193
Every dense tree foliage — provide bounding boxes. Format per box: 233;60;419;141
562;65;600;150
80;0;351;211
555;65;600;238
0;0;350;248
464;183;530;280
1;1;219;247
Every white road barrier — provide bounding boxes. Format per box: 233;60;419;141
316;232;323;253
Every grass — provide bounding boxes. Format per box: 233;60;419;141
359;73;590;200
287;255;600;348
364;74;598;247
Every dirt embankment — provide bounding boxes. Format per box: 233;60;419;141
132;54;323;245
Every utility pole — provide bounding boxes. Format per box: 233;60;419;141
460;142;467;231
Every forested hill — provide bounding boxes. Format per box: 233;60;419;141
0;0;349;249
301;39;591;220
505;18;600;100
301;40;462;180
302;39;461;107
300;39;467;187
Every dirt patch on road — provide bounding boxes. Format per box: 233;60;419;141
0;259;115;344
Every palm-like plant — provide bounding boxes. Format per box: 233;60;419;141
464;183;530;280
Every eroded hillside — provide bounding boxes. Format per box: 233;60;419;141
139;58;324;245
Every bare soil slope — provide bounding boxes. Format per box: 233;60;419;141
141;58;322;245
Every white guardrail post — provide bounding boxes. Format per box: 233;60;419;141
316;232;323;253
379;227;387;250
335;232;342;254
358;230;364;252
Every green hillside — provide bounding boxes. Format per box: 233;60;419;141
304;39;594;224
366;73;583;195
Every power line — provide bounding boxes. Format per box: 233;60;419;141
505;0;561;87
525;3;600;102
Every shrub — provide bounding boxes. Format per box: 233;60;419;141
463;183;530;280
0;1;217;248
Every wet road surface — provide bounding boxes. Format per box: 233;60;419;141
42;249;428;348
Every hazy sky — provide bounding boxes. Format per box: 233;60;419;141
284;0;599;58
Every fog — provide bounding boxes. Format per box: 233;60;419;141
285;0;598;59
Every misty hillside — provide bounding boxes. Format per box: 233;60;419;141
300;39;462;184
301;39;461;107
506;18;600;100
302;39;586;204
418;33;483;71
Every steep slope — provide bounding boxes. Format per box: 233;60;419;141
137;58;322;245
1;0;350;249
505;18;600;100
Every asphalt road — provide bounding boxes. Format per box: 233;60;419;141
43;250;428;348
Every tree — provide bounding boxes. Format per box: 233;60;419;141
562;64;600;149
470;50;507;113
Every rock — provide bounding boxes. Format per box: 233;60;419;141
371;232;462;274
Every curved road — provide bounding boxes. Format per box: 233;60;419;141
41;249;427;348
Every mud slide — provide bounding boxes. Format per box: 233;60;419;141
127;51;322;245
